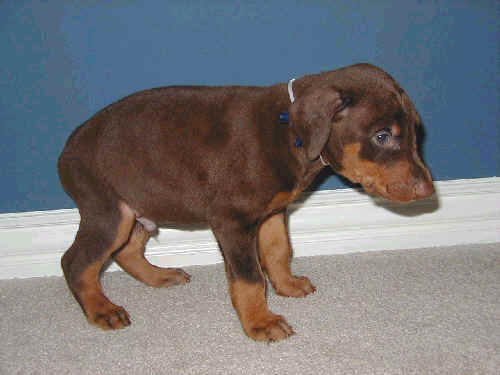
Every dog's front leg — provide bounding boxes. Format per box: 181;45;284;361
211;220;294;342
258;211;316;297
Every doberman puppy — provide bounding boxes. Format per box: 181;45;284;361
58;63;434;342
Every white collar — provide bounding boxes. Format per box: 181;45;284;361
288;78;296;103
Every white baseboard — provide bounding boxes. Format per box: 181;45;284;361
1;177;499;279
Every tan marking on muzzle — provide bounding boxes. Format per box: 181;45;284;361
339;143;433;202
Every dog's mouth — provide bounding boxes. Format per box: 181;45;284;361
346;175;385;198
360;180;391;200
359;177;380;196
357;175;403;202
361;179;433;203
341;167;432;203
362;184;407;202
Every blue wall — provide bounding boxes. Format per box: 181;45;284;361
1;0;498;213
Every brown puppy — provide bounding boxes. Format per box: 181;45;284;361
58;63;434;341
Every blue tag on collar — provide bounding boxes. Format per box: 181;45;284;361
279;111;289;124
294;137;303;147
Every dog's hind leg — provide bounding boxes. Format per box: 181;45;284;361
61;201;135;330
258;211;315;297
113;222;190;287
59;158;136;330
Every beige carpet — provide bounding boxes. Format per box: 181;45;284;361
1;243;499;375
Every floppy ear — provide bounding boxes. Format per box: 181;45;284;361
289;88;349;160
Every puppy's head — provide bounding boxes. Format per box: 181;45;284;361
289;64;434;203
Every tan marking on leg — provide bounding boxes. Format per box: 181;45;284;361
76;202;135;330
229;279;294;342
258;212;315;297
114;222;190;287
78;262;131;330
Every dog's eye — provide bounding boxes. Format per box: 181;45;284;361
374;129;392;145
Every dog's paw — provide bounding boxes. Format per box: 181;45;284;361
153;268;191;288
246;313;294;342
87;305;131;330
274;276;316;298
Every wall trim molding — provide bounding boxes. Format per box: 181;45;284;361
1;177;499;279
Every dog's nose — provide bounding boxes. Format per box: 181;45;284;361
414;179;434;199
